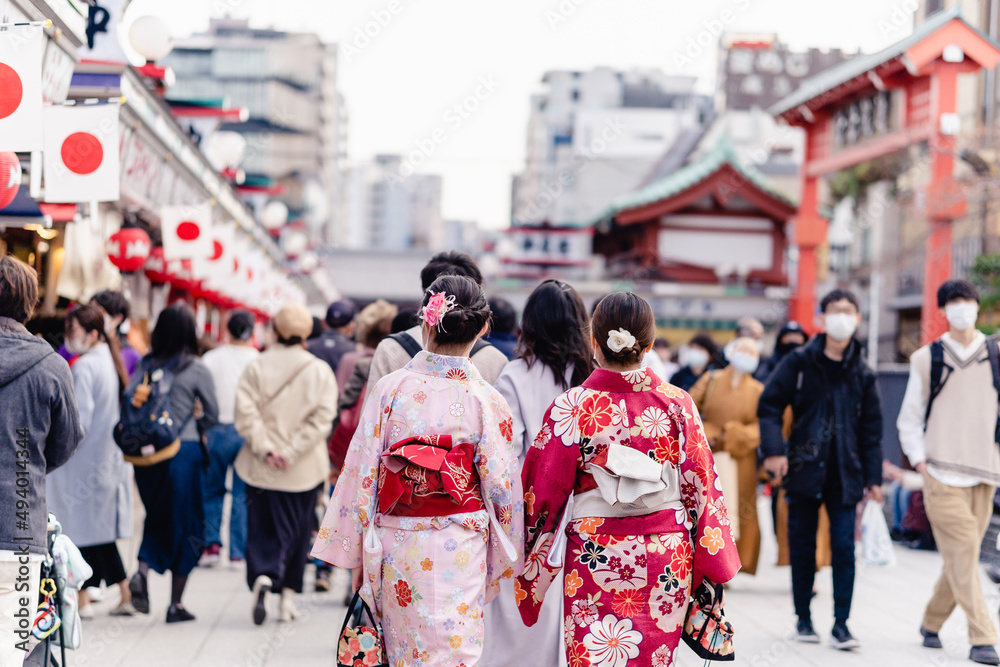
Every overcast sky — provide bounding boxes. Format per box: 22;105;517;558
129;0;914;230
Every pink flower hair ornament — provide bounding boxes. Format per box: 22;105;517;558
420;291;457;331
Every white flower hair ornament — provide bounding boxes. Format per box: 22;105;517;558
420;291;457;332
606;328;636;353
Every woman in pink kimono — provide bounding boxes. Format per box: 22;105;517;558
312;274;524;667
516;292;741;667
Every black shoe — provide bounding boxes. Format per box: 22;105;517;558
128;572;149;615
971;645;1000;665
252;575;272;626
314;569;331;593
165;604;195;623
987;565;1000;585
796;619;820;644
920;627;942;649
830;622;860;650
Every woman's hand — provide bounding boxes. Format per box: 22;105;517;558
265;451;289;470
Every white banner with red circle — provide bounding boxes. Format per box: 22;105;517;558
159;203;213;261
43;103;121;203
0;26;44;152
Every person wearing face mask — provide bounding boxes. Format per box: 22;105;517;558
756;321;807;383
47;304;135;618
897;280;1000;665
689;337;765;575
758;289;883;650
670;333;724;391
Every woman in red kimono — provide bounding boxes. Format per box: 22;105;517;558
516;292;741;667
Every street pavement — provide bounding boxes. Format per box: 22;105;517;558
61;495;1000;666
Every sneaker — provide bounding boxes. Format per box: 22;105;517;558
78;604;95;620
199;544;221;567
315;569;331;593
128;572;149;615
252;575;272;626
228;557;245;571
920;627;942;649
796;619;820;644
85;586;103;603
109;602;136;617
166;604;196;624
971;646;1000;665
830;622;860;650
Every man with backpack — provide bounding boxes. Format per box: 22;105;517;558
897;280;1000;666
759;288;883;651
365;251;508;389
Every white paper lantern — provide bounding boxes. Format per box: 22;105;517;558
129;16;173;62
282;230;309;257
205;131;246;170
260;201;288;230
297;251;319;273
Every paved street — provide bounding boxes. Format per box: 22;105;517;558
58;497;1000;666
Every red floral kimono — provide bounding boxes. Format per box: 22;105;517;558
516;367;741;667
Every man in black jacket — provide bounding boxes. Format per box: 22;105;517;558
759;288;883;650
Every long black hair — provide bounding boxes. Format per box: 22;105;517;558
517;280;593;390
150;304;199;361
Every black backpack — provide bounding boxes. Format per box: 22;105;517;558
925;335;1000;442
388;332;493;359
113;357;192;466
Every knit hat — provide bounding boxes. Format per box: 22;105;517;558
274;303;313;340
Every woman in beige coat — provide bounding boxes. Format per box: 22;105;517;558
235;303;338;625
689;337;764;575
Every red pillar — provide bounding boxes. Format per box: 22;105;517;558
921;63;963;344
791;170;827;334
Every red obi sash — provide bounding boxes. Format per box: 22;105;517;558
377;435;484;517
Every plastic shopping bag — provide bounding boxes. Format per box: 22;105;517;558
860;500;896;566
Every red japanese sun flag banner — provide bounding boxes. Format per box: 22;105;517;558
159;203;213;261
43;104;120;202
0;26;44;152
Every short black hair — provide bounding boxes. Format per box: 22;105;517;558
391;308;418;333
91;290;130;321
420;251;483;291
227;310;255;341
151;304;199;360
937;279;979;308
488;297;516;334
820;288;860;313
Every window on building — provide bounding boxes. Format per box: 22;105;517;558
926;0;943;16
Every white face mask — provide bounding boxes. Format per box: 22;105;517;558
729;352;759;375
685;348;710;370
945;302;979;332
103;314;116;335
824;313;859;342
64;335;92;356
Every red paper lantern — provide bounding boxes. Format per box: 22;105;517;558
0;152;21;210
107;228;151;273
144;246;170;284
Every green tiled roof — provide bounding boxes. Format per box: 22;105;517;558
591;136;796;226
770;6;997;117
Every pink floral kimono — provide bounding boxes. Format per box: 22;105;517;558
312;352;524;667
516;367;741;667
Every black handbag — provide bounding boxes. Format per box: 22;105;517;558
682;580;735;662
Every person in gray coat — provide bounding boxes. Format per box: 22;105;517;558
47;303;135;618
0;255;82;667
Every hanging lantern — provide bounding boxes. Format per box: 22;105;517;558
144;246;170;284
260;200;288;230
129;16;173;62
281;229;309;258
0;152;21;210
107;228;151;273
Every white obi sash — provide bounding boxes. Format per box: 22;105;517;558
574;443;683;519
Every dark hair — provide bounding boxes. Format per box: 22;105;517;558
654;337;670;350
517;280;593;390
277;334;304;346
937;279;979;308
151;304;199;360
592;292;656;366
488;297;516;335
91;290;130;323
820;288;859;313
310;316;323;340
689;333;724;368
420;251;483;291
227;310;255;341
364;315;394;350
0;255;38;323
67;304;129;394
420;274;491;347
391;308;418;334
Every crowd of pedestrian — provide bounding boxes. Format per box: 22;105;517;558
5;244;1000;666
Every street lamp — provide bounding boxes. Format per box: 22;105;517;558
129;16;173;63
